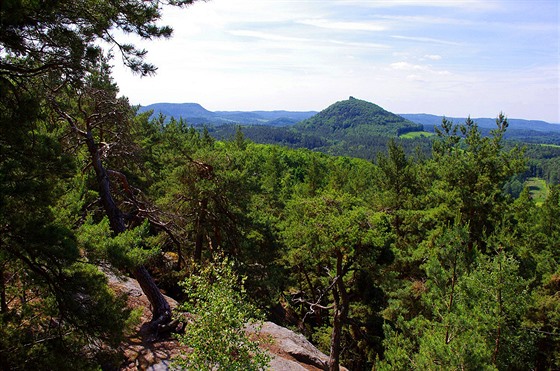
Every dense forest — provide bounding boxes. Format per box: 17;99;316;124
1;1;559;370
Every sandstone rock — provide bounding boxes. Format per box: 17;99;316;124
268;354;309;370
256;321;328;369
247;321;348;370
106;268;345;370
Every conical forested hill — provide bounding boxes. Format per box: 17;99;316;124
296;96;422;137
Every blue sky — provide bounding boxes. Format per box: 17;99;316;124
112;0;559;122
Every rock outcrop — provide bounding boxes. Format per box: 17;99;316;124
248;321;339;370
106;268;344;370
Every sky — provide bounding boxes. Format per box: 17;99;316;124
111;0;560;123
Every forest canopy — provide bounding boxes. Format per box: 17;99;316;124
1;0;559;370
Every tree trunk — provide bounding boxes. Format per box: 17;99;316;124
492;256;503;365
328;251;349;371
445;251;458;344
86;133;171;329
0;265;7;314
328;302;343;371
194;198;208;263
134;265;171;327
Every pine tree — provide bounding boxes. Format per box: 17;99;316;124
1;0;204;342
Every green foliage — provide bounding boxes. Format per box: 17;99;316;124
515;185;560;369
429;115;526;252
524;272;560;369
399;131;434;139
281;191;391;368
174;258;271;370
129;111;559;369
0;78;133;368
376;116;553;370
1;1;210;365
380;240;534;370
3;6;559;365
0;261;133;370
0;0;197;78
281;192;379;263
525;177;548;205
78;217;161;269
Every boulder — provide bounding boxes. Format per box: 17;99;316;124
248;321;348;371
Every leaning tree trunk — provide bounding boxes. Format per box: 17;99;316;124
86;132;172;330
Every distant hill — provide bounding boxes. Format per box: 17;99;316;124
137;103;316;126
138;102;559;134
401;113;560;145
207;97;429;159
401;113;560;133
295;97;423;137
138;101;560;151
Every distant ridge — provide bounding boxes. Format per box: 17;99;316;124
138;103;316;126
400;113;560;133
137;101;559;134
295;97;423;137
194;97;560;159
205;97;428;159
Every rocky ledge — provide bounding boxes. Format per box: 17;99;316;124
106;268;342;370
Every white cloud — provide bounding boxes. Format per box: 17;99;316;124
333;0;501;11
298;18;387;32
228;30;312;44
390;61;420;70
405;74;426;82
390;61;449;75
328;39;390;49
391;35;461;46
